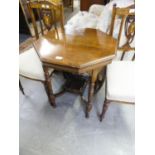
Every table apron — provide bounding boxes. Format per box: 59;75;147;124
42;59;112;74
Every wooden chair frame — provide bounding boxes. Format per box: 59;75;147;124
19;43;54;100
19;1;65;107
94;4;135;95
19;69;54;102
100;4;135;121
109;4;135;60
27;0;64;39
19;46;64;107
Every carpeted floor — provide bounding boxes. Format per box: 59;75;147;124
19;76;135;155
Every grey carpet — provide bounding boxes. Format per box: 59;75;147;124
19;76;135;155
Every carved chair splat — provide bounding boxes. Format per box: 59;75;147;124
27;0;64;39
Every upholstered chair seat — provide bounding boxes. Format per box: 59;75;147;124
19;48;54;81
19;48;65;94
106;61;135;103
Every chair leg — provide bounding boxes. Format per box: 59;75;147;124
19;80;25;95
100;99;110;121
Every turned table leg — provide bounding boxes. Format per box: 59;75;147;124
43;66;56;107
86;70;98;118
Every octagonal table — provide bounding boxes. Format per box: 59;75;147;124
33;28;117;118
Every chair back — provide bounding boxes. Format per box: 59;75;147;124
109;4;135;60
27;0;64;39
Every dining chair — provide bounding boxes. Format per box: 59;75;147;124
100;4;135;121
27;0;65;39
19;1;65;106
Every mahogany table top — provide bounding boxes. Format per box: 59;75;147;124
34;28;117;73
